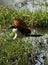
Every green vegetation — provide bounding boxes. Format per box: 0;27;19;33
0;32;48;65
0;34;40;65
0;5;48;30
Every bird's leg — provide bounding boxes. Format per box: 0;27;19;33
13;33;17;40
12;28;17;40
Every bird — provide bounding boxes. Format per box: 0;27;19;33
9;18;43;40
9;18;31;40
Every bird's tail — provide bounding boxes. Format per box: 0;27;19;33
26;34;43;37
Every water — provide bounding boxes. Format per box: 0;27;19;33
0;0;48;11
31;28;48;65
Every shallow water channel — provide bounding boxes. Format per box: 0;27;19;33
29;28;48;65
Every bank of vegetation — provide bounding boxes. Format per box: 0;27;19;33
0;5;48;30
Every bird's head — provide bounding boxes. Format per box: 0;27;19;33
9;25;17;33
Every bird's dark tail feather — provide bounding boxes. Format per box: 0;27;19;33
26;34;43;37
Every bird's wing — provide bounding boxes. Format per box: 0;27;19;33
17;26;31;36
14;18;28;29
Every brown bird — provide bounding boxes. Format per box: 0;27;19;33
9;18;31;40
9;18;42;40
